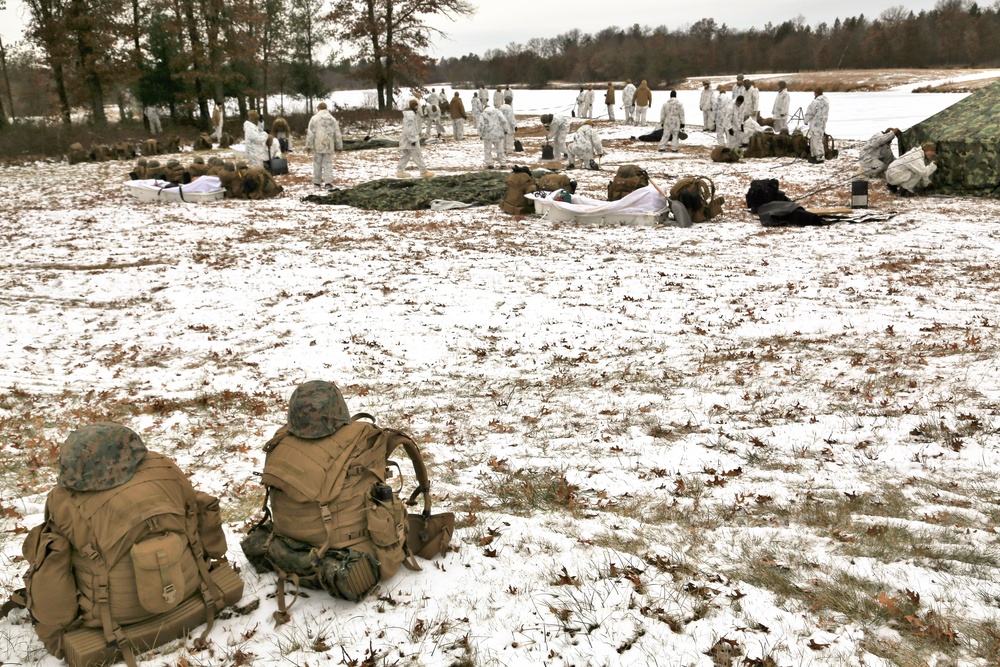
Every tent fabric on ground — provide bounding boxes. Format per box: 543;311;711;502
900;80;1000;197
342;138;401;151
305;171;513;210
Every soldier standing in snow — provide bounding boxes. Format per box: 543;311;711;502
478;106;511;169
450;92;468;141
803;87;830;164
622;79;637;124
634;80;652;125
699;81;715;132
658;91;685;153
772;81;790;133
305;103;342;188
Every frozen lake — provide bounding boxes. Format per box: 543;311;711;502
308;87;969;141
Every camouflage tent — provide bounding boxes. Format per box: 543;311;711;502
305;171;511;210
900;81;1000;197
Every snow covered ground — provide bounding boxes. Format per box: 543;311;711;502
1;80;999;667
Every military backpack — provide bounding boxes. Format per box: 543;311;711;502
607;164;649;201
12;452;242;667
669;176;724;223
241;415;453;618
500;166;537;215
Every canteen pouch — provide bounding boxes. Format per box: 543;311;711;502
130;533;188;614
366;490;407;579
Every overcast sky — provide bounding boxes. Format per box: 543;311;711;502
2;0;945;60
426;0;944;58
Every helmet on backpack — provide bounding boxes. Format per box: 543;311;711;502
58;423;148;491
287;381;350;439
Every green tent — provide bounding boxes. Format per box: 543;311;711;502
900;80;1000;197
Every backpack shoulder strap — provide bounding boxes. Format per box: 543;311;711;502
383;428;432;516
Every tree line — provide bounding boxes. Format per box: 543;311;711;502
431;1;1000;88
1;0;997;129
3;0;472;129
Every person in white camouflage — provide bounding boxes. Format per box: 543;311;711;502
803;87;830;164
772;81;790;132
567;120;603;169
243;110;273;169
886;142;937;196
397;99;433;178
582;85;595;119
478;106;511;169
428;103;445;139
305;102;343;188
724;96;745;149
859;128;901;178
499;101;516;152
744;80;760;120
699;81;715;131
622;79;637;123
658;91;685;153
732;73;746;100
714;85;731;146
470;92;483;127
541;113;571;160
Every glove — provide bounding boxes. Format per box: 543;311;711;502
728;129;734;136
680;123;685;129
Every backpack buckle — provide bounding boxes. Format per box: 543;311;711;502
162;584;176;605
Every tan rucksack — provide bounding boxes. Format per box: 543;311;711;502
537;173;572;192
710;146;740;163
68;143;89;165
242;416;452;616
607;165;649;201
500;168;537;215
669;176;724;223
16;452;242;667
824;134;839;159
241;167;283;200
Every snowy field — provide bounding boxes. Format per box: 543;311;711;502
1;75;1000;667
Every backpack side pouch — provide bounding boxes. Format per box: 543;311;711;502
23;524;78;630
196;491;228;559
130;533;191;615
366;490;407;580
406;513;455;560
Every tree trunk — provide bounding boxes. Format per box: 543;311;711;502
69;0;106;125
181;0;210;129
53;62;72;125
384;1;394;110
0;36;14;121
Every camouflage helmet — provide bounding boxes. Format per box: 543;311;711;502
287;381;350;439
58;423;147;491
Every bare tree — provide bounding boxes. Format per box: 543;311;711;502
330;0;474;110
24;0;73;123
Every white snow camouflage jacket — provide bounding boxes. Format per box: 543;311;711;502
305;110;343;153
478;108;511;141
